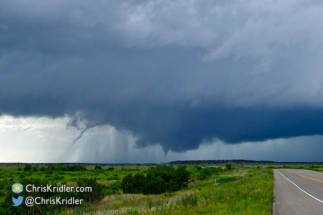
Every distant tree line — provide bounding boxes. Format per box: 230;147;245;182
22;164;87;172
169;159;275;165
121;165;190;195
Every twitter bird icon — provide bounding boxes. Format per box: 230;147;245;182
12;196;24;207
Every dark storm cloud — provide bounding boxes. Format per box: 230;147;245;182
1;0;323;152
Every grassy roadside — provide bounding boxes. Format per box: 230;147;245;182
65;167;274;215
0;164;274;215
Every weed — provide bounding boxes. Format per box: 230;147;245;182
125;209;140;215
178;193;199;207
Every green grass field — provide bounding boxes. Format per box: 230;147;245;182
1;163;321;214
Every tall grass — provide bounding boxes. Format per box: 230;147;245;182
75;167;273;215
142;168;273;215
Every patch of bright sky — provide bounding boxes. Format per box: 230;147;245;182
1;115;323;163
0;115;76;162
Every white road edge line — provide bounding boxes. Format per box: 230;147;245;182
277;170;323;204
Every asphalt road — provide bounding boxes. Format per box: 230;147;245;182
273;169;323;215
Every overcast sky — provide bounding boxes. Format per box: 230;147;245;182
1;0;323;163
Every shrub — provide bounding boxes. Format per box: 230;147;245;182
77;178;105;202
68;165;86;171
121;165;190;195
121;173;133;193
46;164;56;171
56;164;67;171
144;175;166;194
310;165;319;169
106;174;120;180
200;167;221;179
198;173;208;180
132;173;146;193
53;173;64;181
23;164;32;172
174;165;190;188
195;166;202;170
94;165;102;170
0;181;7;189
110;181;122;194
